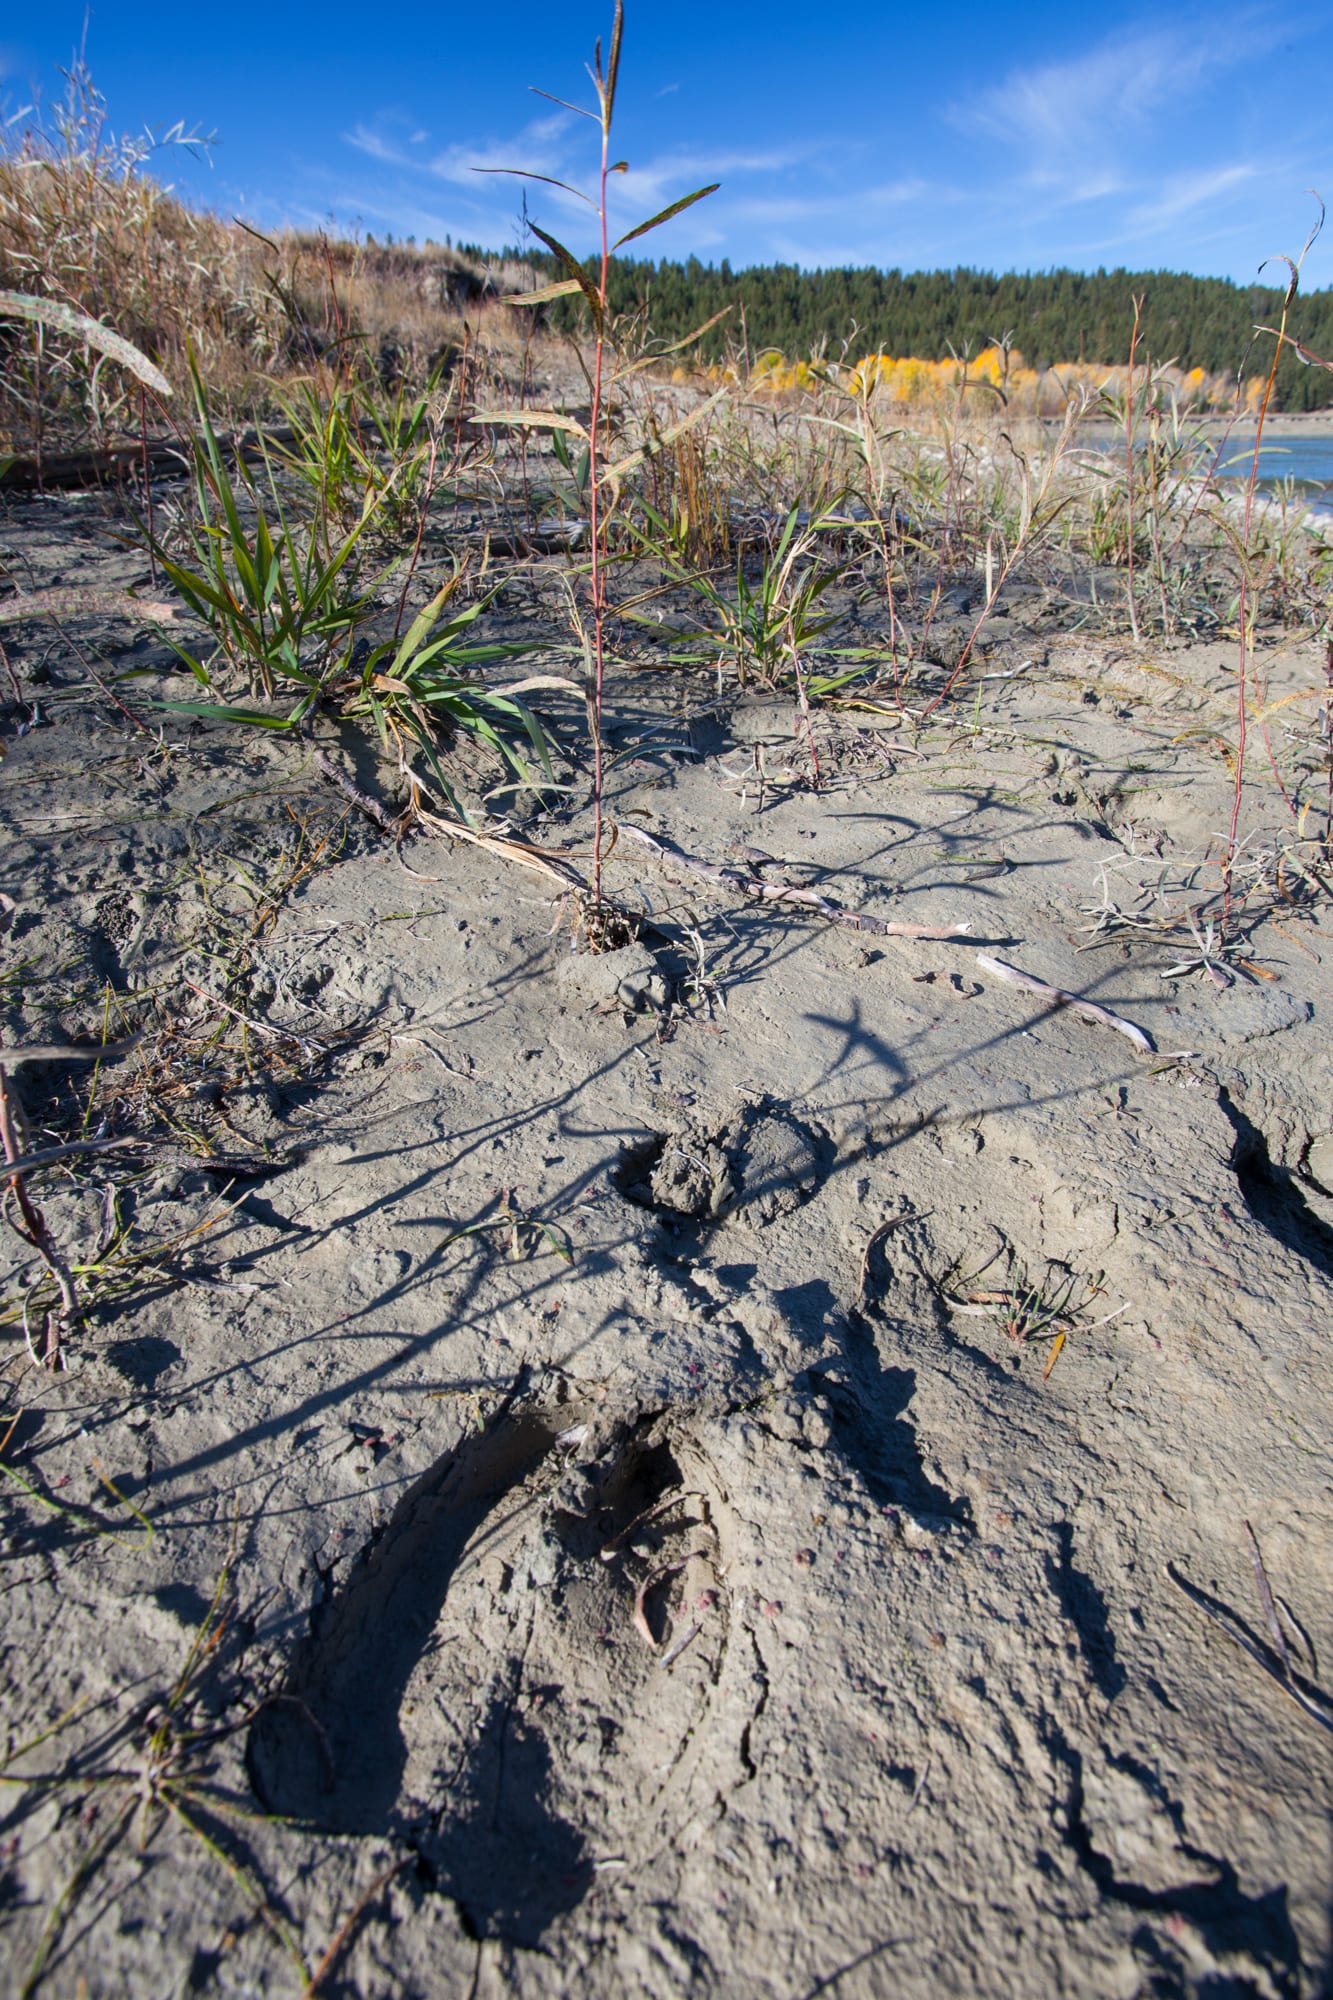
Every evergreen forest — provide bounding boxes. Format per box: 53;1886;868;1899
519;254;1333;410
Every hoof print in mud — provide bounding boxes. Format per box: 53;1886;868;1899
616;1097;831;1225
248;1399;737;1947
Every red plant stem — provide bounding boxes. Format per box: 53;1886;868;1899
139;385;157;586
916;543;1020;722
51;616;153;735
786;613;822;789
1124;296;1143;643
1322;640;1333;859
588;109;611;904
453;322;471;466
1225;295;1290;928
0;1061;78;1340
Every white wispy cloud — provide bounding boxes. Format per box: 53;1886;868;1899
729;179;927;226
337;109;809;250
424;112;574;188
954;14;1282;178
343;123;411;168
1127;163;1257;232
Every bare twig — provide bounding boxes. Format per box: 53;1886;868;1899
600;1490;704;1562
305;1856;409;1998
0;1061;79;1347
660;1619;702;1669
311;745;402;835
0;1136;141;1176
975;953;1154;1055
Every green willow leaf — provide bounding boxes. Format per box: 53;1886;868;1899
613;184;719;251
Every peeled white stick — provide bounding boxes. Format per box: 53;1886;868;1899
976;953;1154;1056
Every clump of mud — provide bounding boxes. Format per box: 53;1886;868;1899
615;1095;831;1224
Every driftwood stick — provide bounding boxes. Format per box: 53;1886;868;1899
0;590;178;630
976;952;1154;1055
617;823;970;941
0;1136;142;1177
1;1035;144;1066
311;747;403;835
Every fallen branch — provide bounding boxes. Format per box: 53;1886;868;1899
0;423;298;493
0;1035;144;1066
618;823;970;941
0;1136;141;1177
0;590;178;630
975;952;1154;1055
311;746;403;835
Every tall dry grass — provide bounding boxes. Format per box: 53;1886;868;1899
0;65;506;450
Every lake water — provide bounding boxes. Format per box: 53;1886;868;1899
1209;434;1333;510
1080;429;1333;513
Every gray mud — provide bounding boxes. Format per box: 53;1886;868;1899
1;489;1330;1998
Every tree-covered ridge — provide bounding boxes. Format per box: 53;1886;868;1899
527;256;1333;410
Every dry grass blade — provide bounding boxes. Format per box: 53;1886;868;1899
1167;1562;1333;1736
0;290;174;397
1244;1520;1291;1670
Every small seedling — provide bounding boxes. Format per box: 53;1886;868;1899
940;1245;1125;1379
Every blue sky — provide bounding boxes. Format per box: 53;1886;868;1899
5;3;1332;285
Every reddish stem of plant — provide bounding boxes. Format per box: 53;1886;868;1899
588;118;611;904
1123;295;1143;643
0;1061;78;1344
1225;290;1291;928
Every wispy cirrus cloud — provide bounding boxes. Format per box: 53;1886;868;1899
423;112;574;188
953;14;1283;181
343;122;411;168
339;108;810;250
1127;163;1257;233
730;178;926;226
291;15;1330;281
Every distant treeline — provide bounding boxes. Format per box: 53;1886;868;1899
518;256;1333;410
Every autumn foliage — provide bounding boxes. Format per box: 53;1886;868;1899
687;343;1264;416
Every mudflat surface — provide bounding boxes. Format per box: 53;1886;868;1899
1;488;1331;1998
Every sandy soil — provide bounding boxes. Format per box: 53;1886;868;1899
1;486;1331;1999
